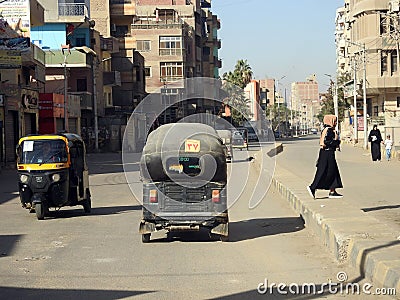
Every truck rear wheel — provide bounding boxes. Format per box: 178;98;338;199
142;233;151;243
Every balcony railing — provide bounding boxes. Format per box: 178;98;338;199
70;92;92;110
58;4;88;17
132;23;185;30
159;48;183;56
110;0;131;3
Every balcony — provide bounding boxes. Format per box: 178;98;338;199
216;39;221;49
58;3;89;20
100;37;120;53
45;50;90;68
22;43;45;67
159;48;183;56
70;92;92;110
132;22;185;31
103;71;121;86
110;0;135;16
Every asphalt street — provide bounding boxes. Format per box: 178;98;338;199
0;145;394;299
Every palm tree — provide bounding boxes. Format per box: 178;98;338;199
221;59;254;125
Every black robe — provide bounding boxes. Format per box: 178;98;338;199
310;127;343;191
368;129;382;161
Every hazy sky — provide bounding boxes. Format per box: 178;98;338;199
212;0;344;93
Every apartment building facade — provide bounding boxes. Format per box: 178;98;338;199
0;0;45;165
291;75;320;132
336;0;400;133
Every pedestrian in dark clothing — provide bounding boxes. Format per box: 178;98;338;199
368;125;383;161
307;115;343;199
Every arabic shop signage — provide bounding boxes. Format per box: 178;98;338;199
21;89;38;109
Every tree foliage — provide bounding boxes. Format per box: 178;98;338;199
222;59;253;125
317;73;352;125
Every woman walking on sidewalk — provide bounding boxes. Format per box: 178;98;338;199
307;115;343;199
368;124;383;161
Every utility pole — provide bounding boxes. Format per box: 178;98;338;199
353;56;358;144
93;56;99;151
362;43;368;149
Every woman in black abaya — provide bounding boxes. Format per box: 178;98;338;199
307;115;343;199
368;125;383;161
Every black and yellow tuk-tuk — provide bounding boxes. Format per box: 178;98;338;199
139;123;229;242
16;133;91;220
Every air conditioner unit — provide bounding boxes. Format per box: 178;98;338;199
111;24;116;32
389;0;400;12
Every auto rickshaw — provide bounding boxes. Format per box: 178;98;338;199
16;133;91;220
231;127;248;150
139;123;229;243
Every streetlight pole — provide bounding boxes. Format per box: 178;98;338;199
62;50;69;132
275;75;286;134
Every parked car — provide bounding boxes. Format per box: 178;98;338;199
246;127;259;142
310;128;318;134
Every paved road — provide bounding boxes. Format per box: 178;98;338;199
276;136;400;233
0;148;393;299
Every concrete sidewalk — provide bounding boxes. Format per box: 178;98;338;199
265;138;400;297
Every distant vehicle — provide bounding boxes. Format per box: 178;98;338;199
310;128;318;134
231;128;248;150
216;129;233;162
246;127;259;142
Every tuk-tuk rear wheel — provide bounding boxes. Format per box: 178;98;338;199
142;233;151;243
35;203;45;220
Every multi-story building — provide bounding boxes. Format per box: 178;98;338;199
31;0;125;150
0;0;45;165
336;0;400;137
291;75;320;132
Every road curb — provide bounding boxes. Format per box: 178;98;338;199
256;143;400;298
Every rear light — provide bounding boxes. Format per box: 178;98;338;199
212;190;220;203
149;189;158;203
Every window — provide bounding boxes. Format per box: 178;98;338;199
144;67;151;77
373;105;379;116
381;51;388;75
75;36;86;47
136;40;151;52
397;97;400;108
115;25;129;38
391;52;398;74
380;15;388;35
160;62;183;80
159;36;182;55
76;78;87;92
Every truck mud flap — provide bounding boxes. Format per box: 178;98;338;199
139;221;156;234
210;222;229;236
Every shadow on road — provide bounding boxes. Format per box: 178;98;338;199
0;287;154;300
228;216;305;242
0;235;24;258
149;216;305;243
362;204;400;212
41;205;141;220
